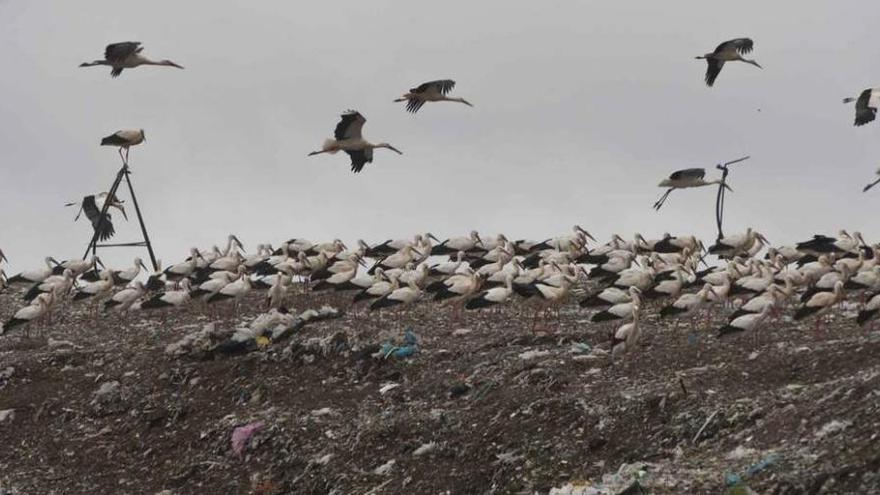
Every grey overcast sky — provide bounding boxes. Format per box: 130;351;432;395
2;0;879;271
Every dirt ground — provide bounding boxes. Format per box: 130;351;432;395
1;285;879;494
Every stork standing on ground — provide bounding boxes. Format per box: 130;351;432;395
843;87;880;127
696;38;762;87
863;168;880;193
101;129;145;165
65;192;128;242
394;80;473;113
6;257;59;285
308;111;402;173
79;42;183;78
2;293;53;336
653;168;731;210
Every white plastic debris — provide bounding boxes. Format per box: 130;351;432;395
373;459;396;476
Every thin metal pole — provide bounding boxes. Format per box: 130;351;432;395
122;168;159;272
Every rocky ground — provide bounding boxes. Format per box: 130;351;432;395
1;285;879;494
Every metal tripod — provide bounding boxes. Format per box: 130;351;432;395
714;155;750;241
82;164;159;271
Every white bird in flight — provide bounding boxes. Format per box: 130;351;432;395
80;42;183;78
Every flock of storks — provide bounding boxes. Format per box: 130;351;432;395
3;36;880;354
2;227;879;360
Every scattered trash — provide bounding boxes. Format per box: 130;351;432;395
92;381;121;405
449;383;471;399
745;453;779;477
378;328;419;359
518;349;551;360
815;419;851;438
413;441;438;457
0;409;14;423
379;382;400;395
231;421;265;459
570;342;592;354
372;459;395;476
452;328;472;336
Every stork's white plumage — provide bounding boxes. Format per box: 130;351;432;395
794;281;844;323
431;231;484;255
718;306;772;337
466;274;514;310
3;292;53;335
308;111;402;173
73;270;115;302
103;282;147;313
101;129;146;165
370;280;423;311
611;303;642;358
660;283;717;318
696;38;761;87
592;287;642;323
6;257;59;285
141;280;193;310
80;42;183;78
653;168;731;210
394;79;473;113
844;87;880;127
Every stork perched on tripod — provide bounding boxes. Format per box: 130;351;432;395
653;168;730;210
65;193;128;242
101;129;145;166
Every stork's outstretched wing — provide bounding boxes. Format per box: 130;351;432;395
411;79;456;95
669;168;706;181
714;38;753;56
346;148;373;173
705;59;724;86
82;195;115;241
854;89;877;126
104;42;142;63
334;110;366;140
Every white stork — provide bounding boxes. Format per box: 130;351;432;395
6;257;60;285
794;281;845;327
140;279;193;310
308;110;402;173
843;87;880;127
2;293;53;335
653;168;730;210
394;79;473;113
79;42;183;78
863;167;880;192
611;303;643;359
103;281;147;313
65;192;127;242
101;129;146;165
696;38;761;87
717;305;772;338
465;274;514;310
370;279;423;311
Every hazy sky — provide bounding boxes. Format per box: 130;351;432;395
2;1;880;272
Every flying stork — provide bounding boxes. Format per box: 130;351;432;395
65;192;127;242
101;129;145;165
79;42;183;78
394;80;473;113
843;87;880;126
653;168;731;210
696;38;762;87
308;110;402;173
863;167;880;193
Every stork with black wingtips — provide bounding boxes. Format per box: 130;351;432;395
654;168;730;210
101;129;145;165
696;38;762;87
79;42;183;78
843;87;880;127
65;192;127;242
308;111;402;173
394;80;473;113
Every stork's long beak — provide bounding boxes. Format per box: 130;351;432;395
388;145;402;155
462;99;474;107
117;204;128;221
750;60;762;69
96;257;106;269
234;235;245;251
427;233;440;243
139;259;149;272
